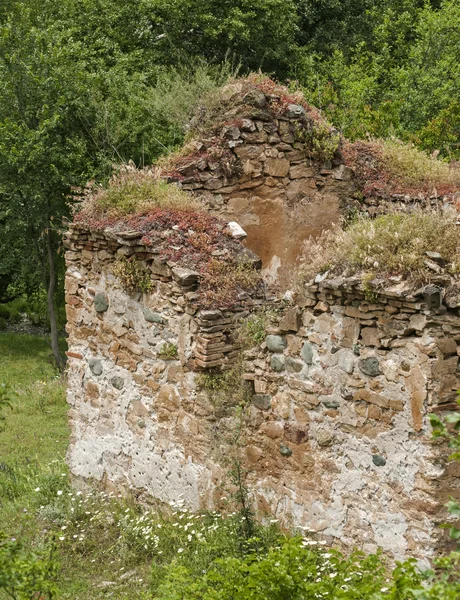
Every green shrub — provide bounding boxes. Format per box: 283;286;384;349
0;305;10;320
0;533;59;599
299;211;460;286
0;318;6;330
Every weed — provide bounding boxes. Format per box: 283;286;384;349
113;256;153;295
157;342;178;360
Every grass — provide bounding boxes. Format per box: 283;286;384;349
299;210;460;285
77;165;202;219
344;138;460;198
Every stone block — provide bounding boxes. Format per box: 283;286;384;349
254;380;268;394
337;350;354;374
266;335;287;352
94;293;109;313
172;267;199;286
88;357;102;376
252;394;272;410
279;444;293;457
270;354;286;372
358;357;381;377
286;357;303;373
263;158;290;177
301;342;314;365
289;164;315;179
279;308;302;332
360;327;380;347
436;338;457;356
111;376;125;390
433;356;458;378
143;307;164;324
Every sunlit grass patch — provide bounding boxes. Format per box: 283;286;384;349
299;210;460;286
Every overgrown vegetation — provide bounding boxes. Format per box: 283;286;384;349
299;211;460;286
113;256;153;295
199;260;264;310
77;166;201;219
75;173;264;309
429;396;460;541
344;139;460;198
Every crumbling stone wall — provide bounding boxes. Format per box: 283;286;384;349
165;82;355;288
65;226;458;564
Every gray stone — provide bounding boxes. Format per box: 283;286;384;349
252;394;272;410
266;335;287;353
279;444;293;457
301;342;314;365
88;358;102;376
322;400;340;409
372;454;387;467
286;104;305;118
172;267;199;286
338;350;354;374
358;357;381;377
199;310;223;321
270;354;286;372
423;285;442;309
94;293;109;313
286;357;303;373
111;376;125;390
143;307;164;324
425;251;445;267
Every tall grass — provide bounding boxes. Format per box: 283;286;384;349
299;211;460;285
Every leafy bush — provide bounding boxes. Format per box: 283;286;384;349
429;396;460;541
0;533;59;599
0;318;6;331
299;211;460;286
153;537;413;600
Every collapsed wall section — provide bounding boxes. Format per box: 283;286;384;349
163;79;356;287
64;226;457;563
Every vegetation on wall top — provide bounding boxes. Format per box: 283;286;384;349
161;74;340;178
73;165;264;309
299;211;460;287
344;139;460;199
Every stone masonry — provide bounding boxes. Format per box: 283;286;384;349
64;77;459;565
64;223;459;565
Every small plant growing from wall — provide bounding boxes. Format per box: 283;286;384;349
157;342;178;360
113;256;153;295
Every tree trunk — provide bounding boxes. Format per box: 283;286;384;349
46;228;65;372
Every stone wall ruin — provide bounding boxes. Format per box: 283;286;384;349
64;77;459;564
64;225;459;564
